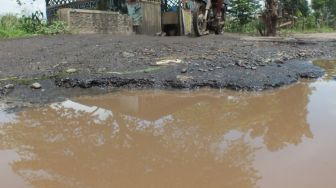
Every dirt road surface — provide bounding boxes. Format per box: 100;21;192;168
0;33;335;106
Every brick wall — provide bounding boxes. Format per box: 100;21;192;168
57;9;133;35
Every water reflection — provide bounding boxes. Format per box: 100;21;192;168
0;81;313;188
313;60;336;80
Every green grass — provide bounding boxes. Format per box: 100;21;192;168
0;15;30;38
280;26;335;34
225;16;336;35
0;29;30;38
0;14;70;39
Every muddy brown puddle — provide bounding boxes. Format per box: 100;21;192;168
1;60;336;188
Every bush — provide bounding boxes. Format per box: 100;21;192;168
0;15;20;30
37;21;70;35
0;13;70;39
278;14;335;34
19;16;40;33
0;15;29;38
225;17;261;34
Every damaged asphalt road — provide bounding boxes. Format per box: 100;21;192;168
0;33;335;105
55;60;324;90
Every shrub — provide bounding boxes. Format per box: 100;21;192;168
0;15;29;38
37;21;70;35
0;15;20;30
0;12;70;39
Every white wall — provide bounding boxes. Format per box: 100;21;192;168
0;0;46;17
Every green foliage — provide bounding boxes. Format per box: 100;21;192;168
226;19;251;33
280;26;334;34
225;0;335;34
37;21;70;35
279;14;334;33
0;13;70;39
0;14;30;38
19;12;42;33
255;18;266;35
281;0;310;18
0;15;20;30
300;0;310;17
0;29;28;38
311;0;336;28
312;0;327;10
229;0;261;31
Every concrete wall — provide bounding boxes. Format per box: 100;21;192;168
57;8;133;35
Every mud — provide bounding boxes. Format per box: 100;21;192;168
2;62;336;187
0;33;335;104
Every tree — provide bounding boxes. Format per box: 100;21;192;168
326;0;336;29
264;0;279;36
312;0;336;28
229;0;261;32
263;0;311;36
281;0;310;31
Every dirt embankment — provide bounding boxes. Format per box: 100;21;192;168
0;33;335;105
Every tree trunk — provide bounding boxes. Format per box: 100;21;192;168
265;0;278;36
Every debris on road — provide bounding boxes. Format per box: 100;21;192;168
31;82;42;89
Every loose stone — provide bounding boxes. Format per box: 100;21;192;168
122;52;135;58
4;84;14;89
181;68;188;73
66;68;77;73
31;82;42;89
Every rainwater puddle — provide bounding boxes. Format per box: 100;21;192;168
1;60;336;188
